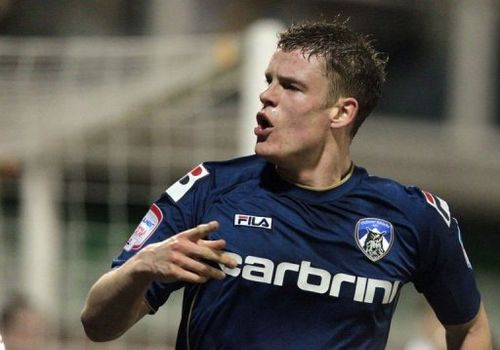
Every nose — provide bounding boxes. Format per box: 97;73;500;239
259;84;278;107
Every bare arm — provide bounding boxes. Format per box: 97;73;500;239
80;260;152;341
444;303;492;350
81;221;236;342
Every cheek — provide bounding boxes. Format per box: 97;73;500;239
298;123;331;152
276;99;330;144
279;123;318;149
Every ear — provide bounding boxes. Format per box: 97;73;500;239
329;97;359;129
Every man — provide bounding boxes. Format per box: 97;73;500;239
1;294;49;350
81;20;492;349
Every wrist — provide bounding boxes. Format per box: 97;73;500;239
121;250;156;286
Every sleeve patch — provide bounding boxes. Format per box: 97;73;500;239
166;164;209;202
422;190;451;227
124;203;163;251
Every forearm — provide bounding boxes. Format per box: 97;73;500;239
81;258;153;342
81;221;236;341
445;303;492;350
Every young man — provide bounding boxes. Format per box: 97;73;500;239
1;294;49;350
81;20;492;349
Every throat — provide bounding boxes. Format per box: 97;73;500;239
276;161;354;191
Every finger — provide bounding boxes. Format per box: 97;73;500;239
167;238;237;269
179;221;220;242
189;241;237;268
163;253;226;281
163;264;209;284
199;238;226;250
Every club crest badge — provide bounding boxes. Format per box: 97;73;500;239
355;218;394;262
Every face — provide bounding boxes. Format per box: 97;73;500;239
2;308;47;350
254;49;334;167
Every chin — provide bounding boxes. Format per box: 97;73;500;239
255;144;272;159
255;146;281;165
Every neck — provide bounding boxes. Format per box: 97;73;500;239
275;146;353;189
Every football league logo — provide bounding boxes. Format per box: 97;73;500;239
125;203;163;251
355;218;394;262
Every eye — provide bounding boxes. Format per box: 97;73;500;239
282;82;300;91
265;74;272;85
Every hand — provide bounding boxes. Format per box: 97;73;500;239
131;221;237;284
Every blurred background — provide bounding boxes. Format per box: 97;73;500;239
0;0;498;349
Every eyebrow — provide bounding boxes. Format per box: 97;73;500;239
265;72;308;89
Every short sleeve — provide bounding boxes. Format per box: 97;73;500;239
111;163;212;312
413;192;480;325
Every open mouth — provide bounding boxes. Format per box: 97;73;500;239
257;112;273;129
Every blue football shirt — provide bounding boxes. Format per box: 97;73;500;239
112;155;480;350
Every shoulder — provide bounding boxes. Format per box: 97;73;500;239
358;169;452;228
203;154;268;185
358;169;425;206
165;155;267;203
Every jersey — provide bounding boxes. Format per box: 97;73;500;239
112;155;480;350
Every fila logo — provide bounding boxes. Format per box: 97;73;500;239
234;214;272;229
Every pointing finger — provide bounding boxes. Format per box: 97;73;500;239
179;221;220;241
